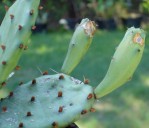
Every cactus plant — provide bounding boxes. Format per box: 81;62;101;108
0;0;40;98
0;0;146;128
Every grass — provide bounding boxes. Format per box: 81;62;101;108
8;30;149;128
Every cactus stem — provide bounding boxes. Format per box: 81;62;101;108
59;75;64;80
18;25;23;30
30;96;35;102
58;106;63;113
94;27;146;98
58;91;63;97
87;93;93;100
10;14;14;19
30;9;34;15
2;106;7;112
81;110;87;115
32;79;36;85
26;112;32;116
19;122;24;128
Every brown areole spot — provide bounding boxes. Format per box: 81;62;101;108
1;82;6;86
18;25;23;30
59;75;64;80
9;92;13;98
32;79;36;85
58;106;63;113
2;61;6;65
10;14;14;19
19;122;24;128
15;65;20;70
2;106;7;112
19;44;24;49
30;9;34;15
1;45;6;51
58;91;63;97
87;93;93;100
30;96;35;102
26;112;32;116
81;110;87;115
52;122;58;128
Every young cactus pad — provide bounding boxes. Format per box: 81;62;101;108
94;27;146;98
0;74;95;128
0;0;40;91
61;18;96;74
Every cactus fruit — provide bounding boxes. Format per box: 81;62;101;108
0;0;40;97
61;18;96;74
94;27;146;98
0;74;95;128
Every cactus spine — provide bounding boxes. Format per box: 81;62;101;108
61;18;96;74
0;0;40;98
94;27;145;98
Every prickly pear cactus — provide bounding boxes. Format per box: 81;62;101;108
94;27;146;98
0;1;146;127
0;74;95;128
61;18;96;74
0;0;40;98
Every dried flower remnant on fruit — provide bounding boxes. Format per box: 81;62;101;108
82;21;96;37
133;33;144;46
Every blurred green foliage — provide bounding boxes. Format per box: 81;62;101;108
140;0;149;15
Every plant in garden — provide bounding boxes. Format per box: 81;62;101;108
0;0;146;128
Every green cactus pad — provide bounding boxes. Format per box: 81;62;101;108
0;0;40;90
0;74;95;128
94;27;146;98
61;18;96;74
